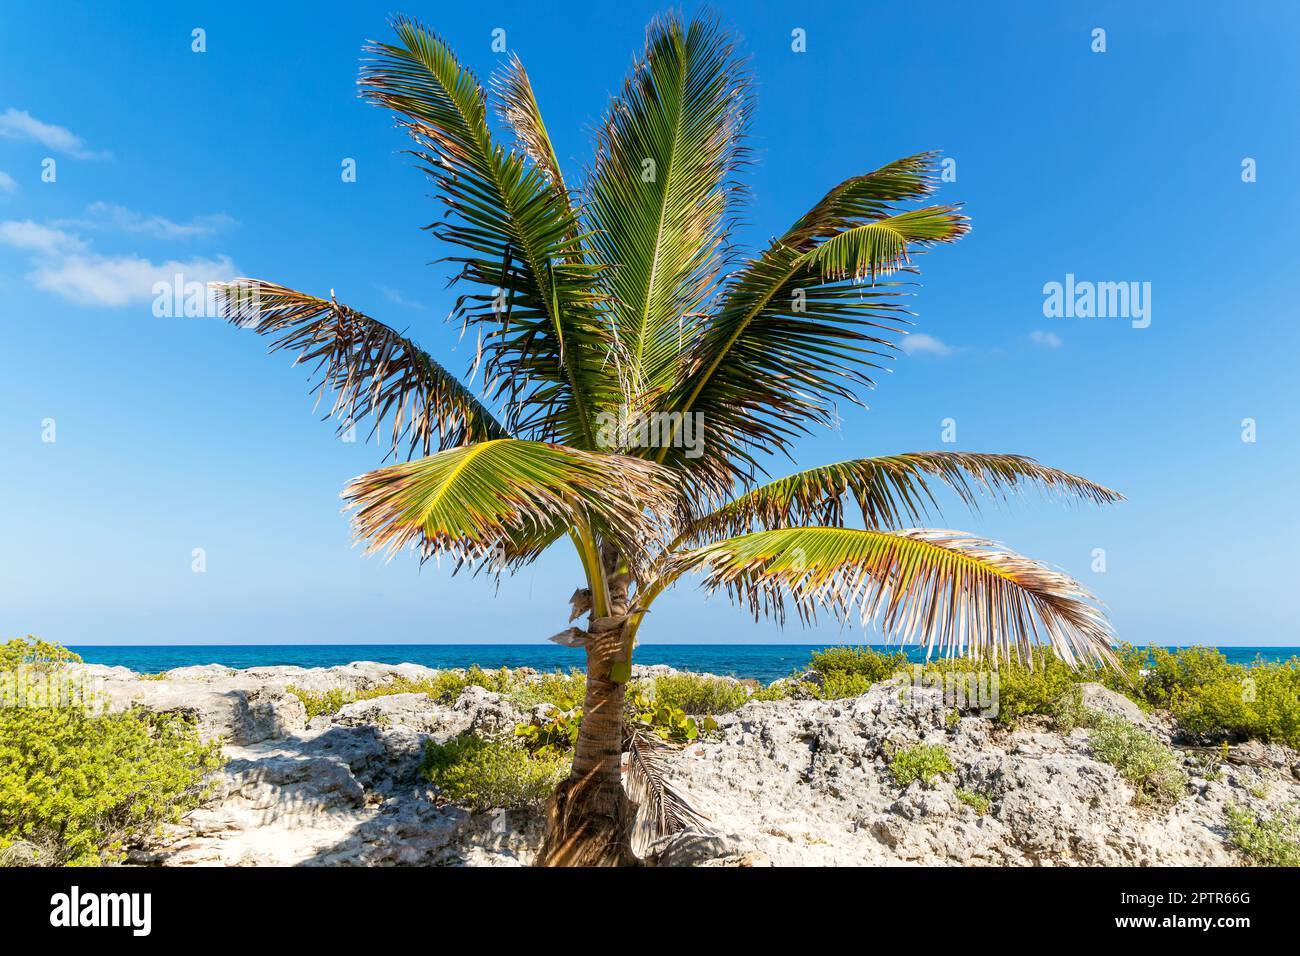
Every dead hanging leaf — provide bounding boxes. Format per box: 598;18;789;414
548;627;588;648
569;588;593;622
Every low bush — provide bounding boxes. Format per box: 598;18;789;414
507;669;586;710
808;646;908;685
955;787;991;814
816;670;876;701
644;673;750;715
888;743;955;788
625;686;716;743
419;734;568;812
1131;647;1300;749
1088;717;1187;805
0;637;223;866
1225;804;1300;867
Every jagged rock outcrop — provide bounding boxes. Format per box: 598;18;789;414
87;663;1297;867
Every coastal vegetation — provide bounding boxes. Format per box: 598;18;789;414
0;637;221;866
213;11;1126;864
421;733;569;812
887;744;955;788
1088;717;1187;805
1225;804;1300;867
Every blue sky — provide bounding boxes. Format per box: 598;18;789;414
1;1;1297;646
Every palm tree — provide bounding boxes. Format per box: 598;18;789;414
216;13;1122;866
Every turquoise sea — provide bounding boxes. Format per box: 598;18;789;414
69;644;1300;685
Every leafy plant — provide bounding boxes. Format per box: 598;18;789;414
625;687;717;743
0;636;81;672
1225;804;1300;867
888;744;955;788
0;640;223;866
643;673;751;715
515;707;583;757
955;787;991;815
1088;717;1187;805
808;646;908;684
419;734;568;812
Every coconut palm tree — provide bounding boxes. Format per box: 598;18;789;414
215;13;1121;866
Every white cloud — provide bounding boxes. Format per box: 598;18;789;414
0;171;16;194
900;332;954;357
28;253;239;307
58;202;236;240
1030;330;1063;348
0;108;110;160
375;283;427;311
0;219;86;255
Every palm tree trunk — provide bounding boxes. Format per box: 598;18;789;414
536;551;638;866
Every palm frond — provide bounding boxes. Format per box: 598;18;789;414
652;152;968;496
215;280;506;457
492;53;567;193
624;730;710;852
585;11;752;407
665;527;1116;667
686;452;1123;541
360;17;615;448
345;438;679;573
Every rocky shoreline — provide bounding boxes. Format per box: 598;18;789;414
72;661;1300;867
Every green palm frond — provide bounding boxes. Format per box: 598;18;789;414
360;16;615;448
665;527;1115;666
585;12;752;407
214;280;506;457
345;438;680;572
685;452;1123;541
653;152;968;496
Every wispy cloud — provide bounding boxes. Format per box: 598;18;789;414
0;171;17;194
0;202;239;307
0;108;110;160
900;332;954;357
374;283;427;311
29;253;238;307
56;202;236;240
0;219;86;255
1030;330;1063;349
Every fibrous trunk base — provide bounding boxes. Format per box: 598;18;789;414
536;775;639;867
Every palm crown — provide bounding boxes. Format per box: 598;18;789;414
216;14;1121;863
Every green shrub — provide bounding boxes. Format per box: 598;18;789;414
1225;804;1300;867
0;639;223;866
286;685;356;720
1137;647;1300;748
424;665;514;703
1050;686;1103;734
419;734;568;812
625;687;716;742
515;707;582;756
955;787;991;814
0;636;81;672
816;670;876;700
808;646;908;685
888;744;955;788
1088;717;1187;804
507;669;585;710
749;680;799;701
288;665;523;719
643;673;750;715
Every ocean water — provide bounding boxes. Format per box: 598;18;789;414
69;644;1300;685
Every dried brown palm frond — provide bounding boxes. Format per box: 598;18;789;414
213;280;506;458
624;729;710;853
